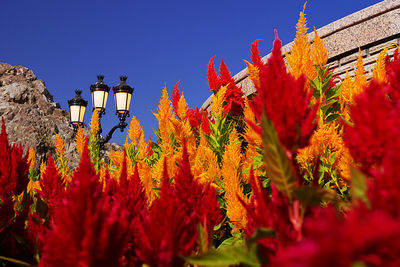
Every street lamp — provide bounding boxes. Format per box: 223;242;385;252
67;76;134;147
68;90;88;134
90;75;110;117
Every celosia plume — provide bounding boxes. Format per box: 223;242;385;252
74;126;86;155
28;147;36;170
172;80;181;115
250;31;318;152
372;47;389;83
38;154;64;214
310;27;328;67
90;110;100;136
285;3;316;80
211;85;227;118
354;48;367;92
222;129;248;231
127;113;144;147
40;144;130;267
207;56;221;92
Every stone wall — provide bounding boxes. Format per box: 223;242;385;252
202;0;400;110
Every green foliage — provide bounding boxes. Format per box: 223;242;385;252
185;228;275;267
261;115;297;202
204;116;232;163
310;67;342;123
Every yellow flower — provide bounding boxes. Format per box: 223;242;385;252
340;71;355;105
127;113;144;147
90;110;100;136
244;60;260;88
297;123;353;181
109;149;124;168
28;147;36;170
310;27;328;67
192;133;220;188
285;3;316;80
55;134;65;157
137;161;157;207
176;93;188;120
40;160;47;179
372;47;390;83
243;97;262;148
55;134;71;186
221;129;248;231
153;86;174;142
211;85;227;118
27;179;41;194
354;48;367;93
75;126;86;155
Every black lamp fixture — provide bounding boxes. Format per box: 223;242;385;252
67;76;134;147
68;90;88;133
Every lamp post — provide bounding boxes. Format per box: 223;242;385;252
67;76;134;147
68;90;88;135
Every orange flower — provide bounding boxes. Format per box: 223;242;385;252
245;60;260;88
28;147;36;170
176;93;188;121
354;48;367;92
210;85;227;118
310;27;328;67
221;129;248;231
90;110;100;136
285;3;316;80
74;126;86;156
127;113;144;147
192;134;220;188
373;47;390;83
153;86;174;142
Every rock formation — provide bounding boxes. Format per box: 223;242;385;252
0;62;120;168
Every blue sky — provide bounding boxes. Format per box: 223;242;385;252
1;0;380;144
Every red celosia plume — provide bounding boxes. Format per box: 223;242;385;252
207;56;221;92
38;154;64;215
172;80;181;118
134;143;221;266
40;144;130;267
251;39;264;68
250;30;318;152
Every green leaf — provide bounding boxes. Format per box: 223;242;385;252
0;256;34;267
294;186;337;208
261;115;297;202
325;114;340;123
351;167;371;208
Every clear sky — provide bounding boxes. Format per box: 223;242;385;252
1;0;380;144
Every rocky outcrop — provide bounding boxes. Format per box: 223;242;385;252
0;62;79;167
0;63;121;168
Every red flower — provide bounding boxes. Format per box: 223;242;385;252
172;81;181;119
219;59;245;117
251;39;264;68
134;144;221;266
343;80;395;176
273;205;400;266
40;145;130;267
250;31;318;152
187;106;202;129
0;118;29;202
207;56;221;92
38;154;64;215
201;111;211;135
242;169;297;260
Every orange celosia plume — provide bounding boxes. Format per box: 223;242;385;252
285;3;316;80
